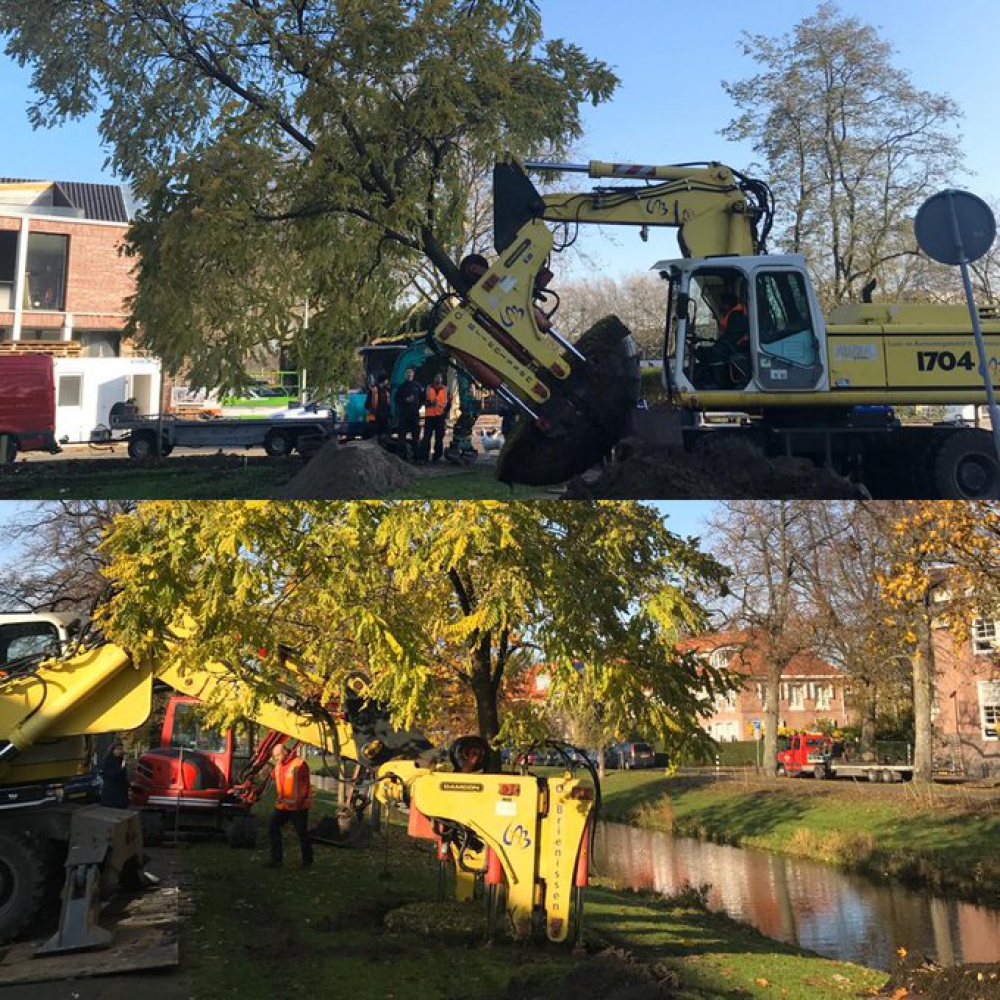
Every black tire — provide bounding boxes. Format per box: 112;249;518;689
867;769;879;783
226;814;257;849
128;432;156;461
813;764;826;780
776;763;786;777
931;429;1000;499
140;810;166;847
2;436;17;464
264;428;294;458
0;831;49;944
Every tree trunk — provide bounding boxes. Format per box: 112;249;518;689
859;677;877;755
763;667;782;778
911;614;935;784
470;642;502;772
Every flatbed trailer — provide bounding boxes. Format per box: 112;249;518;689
777;733;913;782
110;413;343;460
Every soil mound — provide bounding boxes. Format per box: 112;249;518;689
491;948;680;1000
277;439;416;499
566;434;866;499
876;954;1000;999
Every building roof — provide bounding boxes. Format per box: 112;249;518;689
0;178;129;223
684;631;843;679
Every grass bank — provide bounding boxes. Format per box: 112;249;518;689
600;770;1000;904
181;817;885;1000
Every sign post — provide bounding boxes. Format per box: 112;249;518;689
915;190;1000;460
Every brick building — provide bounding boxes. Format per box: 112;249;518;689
928;592;1000;777
1;178;161;440
687;632;854;742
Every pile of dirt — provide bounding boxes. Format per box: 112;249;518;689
276;439;416;499
876;954;1000;999
491;948;681;1000
566;434;866;499
383;900;485;943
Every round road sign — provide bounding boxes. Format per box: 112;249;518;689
915;189;996;265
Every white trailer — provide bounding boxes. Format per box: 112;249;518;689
52;356;162;444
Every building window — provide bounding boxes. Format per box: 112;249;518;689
972;619;1000;656
789;684;804;710
816;685;833;711
979;680;1000;741
24;232;68;311
57;375;82;407
0;230;16;309
710;647;734;670
78;331;121;358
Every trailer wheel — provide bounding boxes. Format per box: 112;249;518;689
264;428;294;458
140;810;165;847
2;436;17;464
0;831;48;944
866;768;879;783
776;763;786;777
932;430;1000;499
226;815;257;849
813;764;826;780
128;432;156;461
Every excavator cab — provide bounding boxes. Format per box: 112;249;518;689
663;255;828;404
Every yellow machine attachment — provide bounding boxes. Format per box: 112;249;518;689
377;749;596;945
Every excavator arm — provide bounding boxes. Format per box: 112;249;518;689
431;156;772;485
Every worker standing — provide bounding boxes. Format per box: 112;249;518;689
420;372;450;462
393;366;424;461
99;740;130;808
266;744;314;869
365;373;392;437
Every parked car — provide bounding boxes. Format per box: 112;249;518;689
605;741;656;770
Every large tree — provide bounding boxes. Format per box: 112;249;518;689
97;501;731;767
0;2;617;389
721;2;963;308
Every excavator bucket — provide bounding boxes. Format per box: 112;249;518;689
497;315;640;485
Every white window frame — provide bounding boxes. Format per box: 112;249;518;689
972;618;1000;656
816;684;832;712
789;683;804;710
979;680;1000;741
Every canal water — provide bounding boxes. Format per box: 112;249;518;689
593;822;1000;970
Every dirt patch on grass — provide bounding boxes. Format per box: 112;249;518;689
878;955;1000;998
490;947;681;1000
277;439;416;498
566;435;865;499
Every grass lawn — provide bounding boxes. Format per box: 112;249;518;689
181;799;886;1000
0;455;301;499
599;770;1000;903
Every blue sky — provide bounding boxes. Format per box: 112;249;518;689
2;1;993;279
0;501;718;573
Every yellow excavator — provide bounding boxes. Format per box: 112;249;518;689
0;611;417;954
432;156;1000;498
0;613;597;955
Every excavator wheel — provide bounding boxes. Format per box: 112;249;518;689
0;830;48;944
496;315;640;486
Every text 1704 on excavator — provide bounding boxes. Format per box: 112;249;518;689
427;156;1000;498
0;612;598;959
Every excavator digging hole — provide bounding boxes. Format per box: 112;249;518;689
496;315;640;486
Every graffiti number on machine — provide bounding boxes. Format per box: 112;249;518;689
503;823;532;850
916;350;974;372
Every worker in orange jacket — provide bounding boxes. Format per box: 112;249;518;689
419;372;450;462
266;743;314;868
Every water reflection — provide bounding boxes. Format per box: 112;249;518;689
594;822;1000;969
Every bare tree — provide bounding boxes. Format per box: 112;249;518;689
0;502;132;612
707;501;821;773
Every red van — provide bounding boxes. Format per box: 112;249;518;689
0;355;58;462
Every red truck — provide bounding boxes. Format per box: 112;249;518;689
777;732;913;782
0;355;59;462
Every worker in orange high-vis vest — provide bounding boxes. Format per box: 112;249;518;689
266;743;314;868
419;372;450;462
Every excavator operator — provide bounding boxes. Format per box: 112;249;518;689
702;289;751;390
